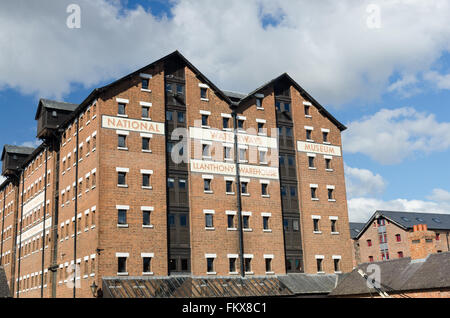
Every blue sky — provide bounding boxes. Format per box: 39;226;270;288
0;0;449;221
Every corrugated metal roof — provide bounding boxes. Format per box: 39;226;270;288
329;252;450;296
102;274;341;298
102;276;293;298
349;222;365;239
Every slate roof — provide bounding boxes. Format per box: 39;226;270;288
329;252;450;296
1;145;35;161
222;90;247;100
34;99;78;120
0;266;10;298
278;274;339;295
355;210;450;240
349;222;365;239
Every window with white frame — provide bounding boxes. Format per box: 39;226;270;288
312;215;321;233
305;126;314;141
327;185;336;201
141;170;153;189
204;210;215;230
116;168;129;187
142;253;154;275
116;253;129;275
142;206;154;227
116;205;129;227
310;184;318;200
203;175;213;193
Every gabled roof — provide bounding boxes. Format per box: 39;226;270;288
34;99;78;120
355;210;450;240
349;222;365;239
1;145;35;161
235;73;347;131
329;252;450;296
56;50;234;132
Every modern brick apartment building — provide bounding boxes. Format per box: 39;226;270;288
352;210;450;265
0;51;352;298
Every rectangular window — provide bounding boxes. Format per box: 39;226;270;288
311;187;317;199
118;257;127;273
313;219;320;232
223;117;229;129
265;258;272;272
201;114;209;126
328;189;334;200
244;258;252;273
237;119;245;130
316;259;323;272
243;216;250;229
202;144;210;158
142;174;151;187
331;220;337;233
367;239;372;247
118;103;126;115
177;112;185;123
239;148;247;162
204;179;212;192
118;172;126;186
205;214;214;229
323;131;329;143
396;234;401;242
142;137;150;151
263;216;270;230
398;251;404;258
200;88;208;99
207;258;214;273
241;182;248;194
305;105;310;116
325;158;332;170
256;98;263;108
261;183;268;196
143;211;151;226
308;156;315;168
227;215;235;229
118;210;127;225
143;257;151;273
229;258;236;273
142;106;150;119
334;259;340;272
259;150;267;164
306;129;313;141
118;135;127;148
226;180;233;193
258;122;265;135
142;78;149;90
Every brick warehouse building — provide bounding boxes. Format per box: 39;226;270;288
0;51;352;298
352;210;450;265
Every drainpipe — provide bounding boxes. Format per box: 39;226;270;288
40;146;48;298
50;136;62;298
232;110;245;278
73;119;80;298
16;170;25;298
0;188;6;265
10;175;20;296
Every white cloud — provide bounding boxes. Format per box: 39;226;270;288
427;188;450;202
424;71;450;90
348;196;450;223
345;164;386;198
19;140;41;149
0;176;5;185
1;0;450;103
343;107;450;164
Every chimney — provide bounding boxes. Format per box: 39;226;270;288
408;224;437;260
